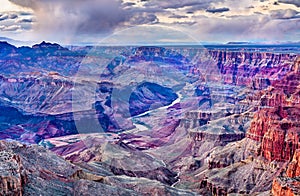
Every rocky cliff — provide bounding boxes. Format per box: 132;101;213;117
272;150;300;196
0;140;198;196
186;56;300;195
246;56;300;162
208;50;297;87
0;147;26;196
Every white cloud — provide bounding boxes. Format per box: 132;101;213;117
0;24;21;31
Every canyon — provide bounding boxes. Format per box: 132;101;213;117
0;41;299;195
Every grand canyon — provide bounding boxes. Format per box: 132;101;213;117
0;41;299;195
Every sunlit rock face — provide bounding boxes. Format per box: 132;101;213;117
272;150;300;196
247;57;300;162
208;50;297;87
191;56;299;195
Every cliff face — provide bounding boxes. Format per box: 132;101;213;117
249;56;300;194
0;149;26;196
246;57;300;162
272;150;300;196
287;150;300;178
192;56;300;195
208;50;297;88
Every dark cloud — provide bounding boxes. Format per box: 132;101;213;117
144;0;215;10
278;0;300;7
206;7;230;13
254;12;263;15
171;21;196;25
0;13;18;21
9;0;130;35
128;13;159;25
17;18;33;23
0;15;9;21
186;3;217;13
123;2;136;7
19;12;33;16
9;14;18;19
8;0;167;41
169;15;188;19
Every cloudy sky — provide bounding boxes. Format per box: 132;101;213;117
0;0;299;45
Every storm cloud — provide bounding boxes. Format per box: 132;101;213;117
9;0;132;38
0;13;18;21
143;0;216;10
206;7;230;13
5;0;300;44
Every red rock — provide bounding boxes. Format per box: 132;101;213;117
272;150;300;196
246;56;300;162
272;177;300;196
206;51;298;87
287;150;300;178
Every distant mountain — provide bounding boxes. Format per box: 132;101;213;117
226;42;252;45
226;41;300;45
0;41;82;76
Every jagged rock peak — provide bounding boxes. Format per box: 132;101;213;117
32;41;67;50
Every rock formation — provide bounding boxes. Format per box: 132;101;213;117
0;140;198;195
247;57;300;162
272;150;300;196
187;56;300;195
208;50;297;87
0;149;26;196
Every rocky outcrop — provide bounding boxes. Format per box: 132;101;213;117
190;130;245;143
0;150;26;196
187;111;251;144
199;157;279;195
287;150;300;178
208;50;298;87
207;138;260;169
104;175;197;196
0;140;199;195
192;138;280;195
272;150;300;196
73;180;139;196
246;57;300;162
52;139;179;185
191;56;300;195
272;177;300;196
